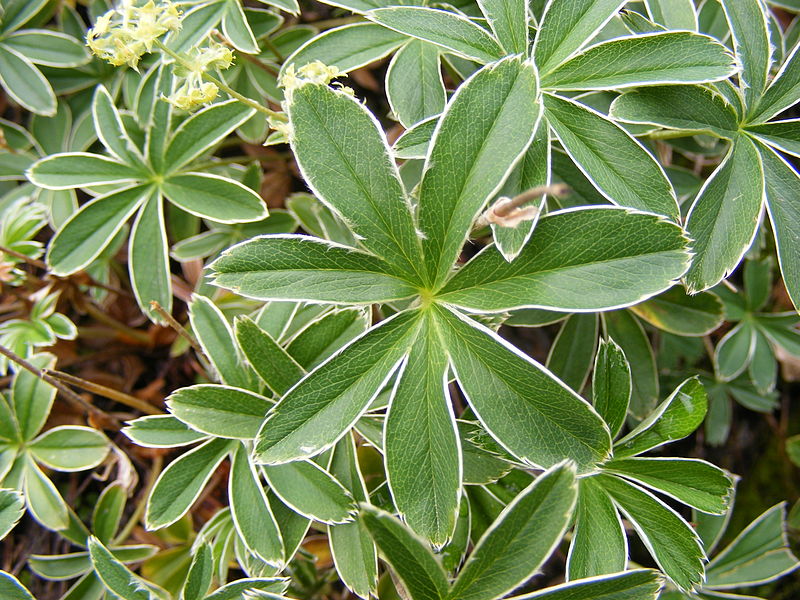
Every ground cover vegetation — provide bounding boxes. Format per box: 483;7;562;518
1;0;800;598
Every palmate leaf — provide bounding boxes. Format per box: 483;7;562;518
684;135;765;293
211;235;419;304
284;77;424;284
386;39;446;129
367;7;504;63
757;142;800;311
229;445;283;565
385;311;460;546
448;463;577;600
509;569;663;600
491;125;550;262
439;208;690;312
329;435;378;599
603;457;733;515
610;86;740;140
433;305;611;473
286;23;407;76
253;310;423;464
542;32;735;91
591;338;631;439
720;0;772;114
477;0;529;55
598;475;705;591
533;0;627;75
360;505;450;600
543;95;680;219
705;503;800;589
418;55;541;287
567;476;627;580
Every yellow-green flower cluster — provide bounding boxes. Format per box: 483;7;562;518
87;0;181;69
166;42;235;110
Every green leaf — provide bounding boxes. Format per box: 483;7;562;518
88;536;167;600
546;313;598;393
491;125;550;262
229;445;283;565
285;79;424;283
567;477;627;580
3;30;87;67
222;0;258;53
29;426;108;471
614;377;707;458
0;489;24;539
367;7;504;63
129;192;171;320
329;435;378;598
477;0;529;54
543;32;735;90
386;40;446;128
28;153;143;190
28;547;157;581
0;45;55;115
543;94;679;219
263;460;355;524
758;141;800;311
440;208;689;312
23;455;68;530
393;115;437;159
610;86;740;139
630;286;724;336
164;100;254;172
685;135;765;293
592;338;631;439
11;352;56;441
122;415;208;448
605;457;732;514
166;385;271;439
286;23;406;74
449;463;577;600
235;315;305;396
182;544;213;600
204;578;289;600
603;310;659;418
161;173;267;223
286;308;369;369
385;312;460;545
705;503;800;588
751;41;800;123
211;236;419;304
510;569;663;600
166;0;226;53
360;505;450;600
189;295;253;389
434;306;611;473
747;120;800;159
715;321;755;381
145;438;232;529
599;475;705;591
92;86;143;166
720;0;772;112
418;56;541;286
92;483;126;544
534;0;627;74
45;187;146;276
0;0;49;34
253;310;422;464
646;0;697;30
0;572;35;600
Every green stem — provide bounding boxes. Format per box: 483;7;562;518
153;40;281;118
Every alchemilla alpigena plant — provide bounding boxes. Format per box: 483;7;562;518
0;0;799;598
